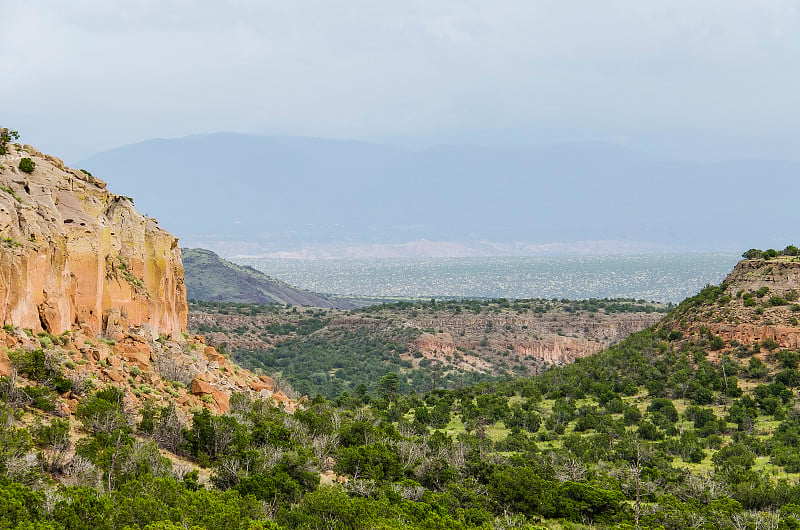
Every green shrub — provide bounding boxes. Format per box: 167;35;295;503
8;349;70;392
18;158;35;173
709;335;725;350
769;296;787;306
22;385;56;411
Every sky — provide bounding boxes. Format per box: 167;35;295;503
4;1;800;162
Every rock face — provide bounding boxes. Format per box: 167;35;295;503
0;143;187;336
667;257;800;354
724;259;800;294
189;301;666;380
0;141;303;417
409;311;662;368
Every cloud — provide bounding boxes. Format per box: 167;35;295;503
3;0;800;159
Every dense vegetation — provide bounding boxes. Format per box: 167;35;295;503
234;326;497;398
357;297;669;316
6;307;800;528
742;245;800;260
190;297;666;399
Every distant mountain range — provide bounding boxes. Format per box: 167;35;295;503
78;133;800;255
182;248;355;309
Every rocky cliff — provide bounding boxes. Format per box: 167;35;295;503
188;299;667;384
0;139;300;415
0;142;187;336
665;255;800;356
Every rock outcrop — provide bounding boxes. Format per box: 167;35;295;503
0;143;187;336
724;258;800;294
0;140;301;415
666;256;800;354
189;300;666;379
409;311;662;368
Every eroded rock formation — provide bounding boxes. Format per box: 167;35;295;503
669;257;800;354
0;143;187;336
0;141;301;414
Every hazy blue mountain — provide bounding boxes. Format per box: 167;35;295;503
78;133;800;252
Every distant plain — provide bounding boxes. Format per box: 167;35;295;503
234;253;741;303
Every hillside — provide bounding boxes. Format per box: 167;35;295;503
662;247;800;355
182;247;355;309
78;133;800;252
0;134;299;418
8;248;800;528
188;297;667;398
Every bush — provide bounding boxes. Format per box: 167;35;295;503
334;443;402;481
769;296;787;306
18;158;35;173
22;385;56;411
742;249;763;259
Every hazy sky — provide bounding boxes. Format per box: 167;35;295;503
3;1;800;161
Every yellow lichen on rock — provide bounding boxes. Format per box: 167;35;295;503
0;142;187;336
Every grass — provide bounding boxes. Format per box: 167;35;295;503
674;458;714;474
116;256;147;292
1;236;22;247
442;415;467;437
485;421;509;442
0;185;22;202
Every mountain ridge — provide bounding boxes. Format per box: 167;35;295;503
182;247;356;309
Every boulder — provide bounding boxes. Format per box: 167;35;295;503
190;376;214;395
211;389;230;413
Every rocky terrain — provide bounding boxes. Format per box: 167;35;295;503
188;298;667;396
0;139;300;416
182;247;354;309
0;143;186;336
663;253;800;358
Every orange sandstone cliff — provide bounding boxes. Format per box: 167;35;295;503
0;140;295;414
0;143;187;336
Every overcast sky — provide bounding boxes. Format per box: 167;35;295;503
3;0;800;162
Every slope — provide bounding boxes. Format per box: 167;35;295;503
182;247;355;309
8;249;800;529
